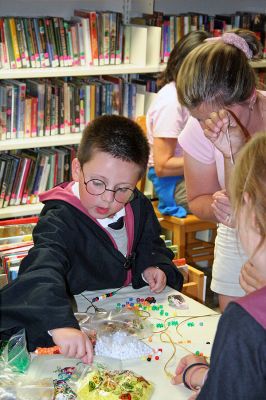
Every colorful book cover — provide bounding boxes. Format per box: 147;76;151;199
15;17;27;68
9;17;22;68
4;17;16;69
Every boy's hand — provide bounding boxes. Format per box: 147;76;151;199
50;327;93;364
143;267;166;293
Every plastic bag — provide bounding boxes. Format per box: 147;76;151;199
1;329;30;373
68;363;154;400
76;308;153;340
0;360;53;400
75;308;153;360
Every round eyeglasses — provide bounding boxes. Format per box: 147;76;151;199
83;178;135;203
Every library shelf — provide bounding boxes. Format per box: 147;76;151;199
0;203;44;219
0;133;82;151
0;64;166;80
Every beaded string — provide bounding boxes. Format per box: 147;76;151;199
91;285;125;303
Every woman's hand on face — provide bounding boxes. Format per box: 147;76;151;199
202;109;247;158
211;190;234;227
240;261;266;294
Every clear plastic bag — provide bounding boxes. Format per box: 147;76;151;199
0;357;53;400
75;308;153;360
77;308;153;340
68;363;154;400
1;329;31;373
0;330;54;399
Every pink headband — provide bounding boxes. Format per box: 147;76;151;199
205;32;253;59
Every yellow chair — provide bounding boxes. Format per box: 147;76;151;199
136;115;217;267
182;265;205;303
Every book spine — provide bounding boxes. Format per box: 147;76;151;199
0;86;7;140
37;81;45;137
44;81;51;136
19;17;30;67
70;23;80;66
115;13;122;65
52;17;64;67
89;11;99;66
58;18;68;67
57;83;65;134
123;25;131;64
77;21;85;66
109;13;116;65
65;23;74;67
33;18;45;67
0;18;10;68
63;81;70;133
16;82;27;138
79;84;85;131
10;85;17;139
96;12;104;66
45;18;59;68
3;158;19;208
38;18;50;67
29;18;41;67
24;97;32;138
23;18;36;68
15;18;27;68
31;96;38;137
9;18;22;68
4;18;16;69
9;158;23;206
103;13;110;65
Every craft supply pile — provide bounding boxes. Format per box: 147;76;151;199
0;293;219;399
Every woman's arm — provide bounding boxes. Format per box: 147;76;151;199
184;152;221;221
153;137;184;177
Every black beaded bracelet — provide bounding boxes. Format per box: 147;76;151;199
183;362;209;390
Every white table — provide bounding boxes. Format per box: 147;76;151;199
28;286;220;400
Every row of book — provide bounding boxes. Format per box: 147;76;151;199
134;11;266;62
0;145;77;209
1;10;266;71
0;11;126;70
0;217;38;284
0;74;158;140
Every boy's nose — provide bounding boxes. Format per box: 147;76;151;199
101;189;115;203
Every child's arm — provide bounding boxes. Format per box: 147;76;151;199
131;194;183;291
50;327;93;364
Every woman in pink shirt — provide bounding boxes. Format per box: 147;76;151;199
177;29;266;311
146;31;210;217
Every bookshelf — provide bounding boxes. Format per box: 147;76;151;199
0;0;265;220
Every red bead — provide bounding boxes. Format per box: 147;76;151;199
155;356;159;360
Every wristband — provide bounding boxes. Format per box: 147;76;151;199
183;362;209;390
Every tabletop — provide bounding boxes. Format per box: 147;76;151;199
28;285;220;399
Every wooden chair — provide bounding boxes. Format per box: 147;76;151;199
182;265;205;303
136;115;217;267
153;201;217;267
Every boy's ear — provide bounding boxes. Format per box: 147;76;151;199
72;158;81;181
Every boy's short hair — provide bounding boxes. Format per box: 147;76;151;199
77;115;150;177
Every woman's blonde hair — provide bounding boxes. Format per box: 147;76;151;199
230;132;266;247
176;29;262;109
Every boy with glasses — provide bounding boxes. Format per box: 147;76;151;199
0;115;183;364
